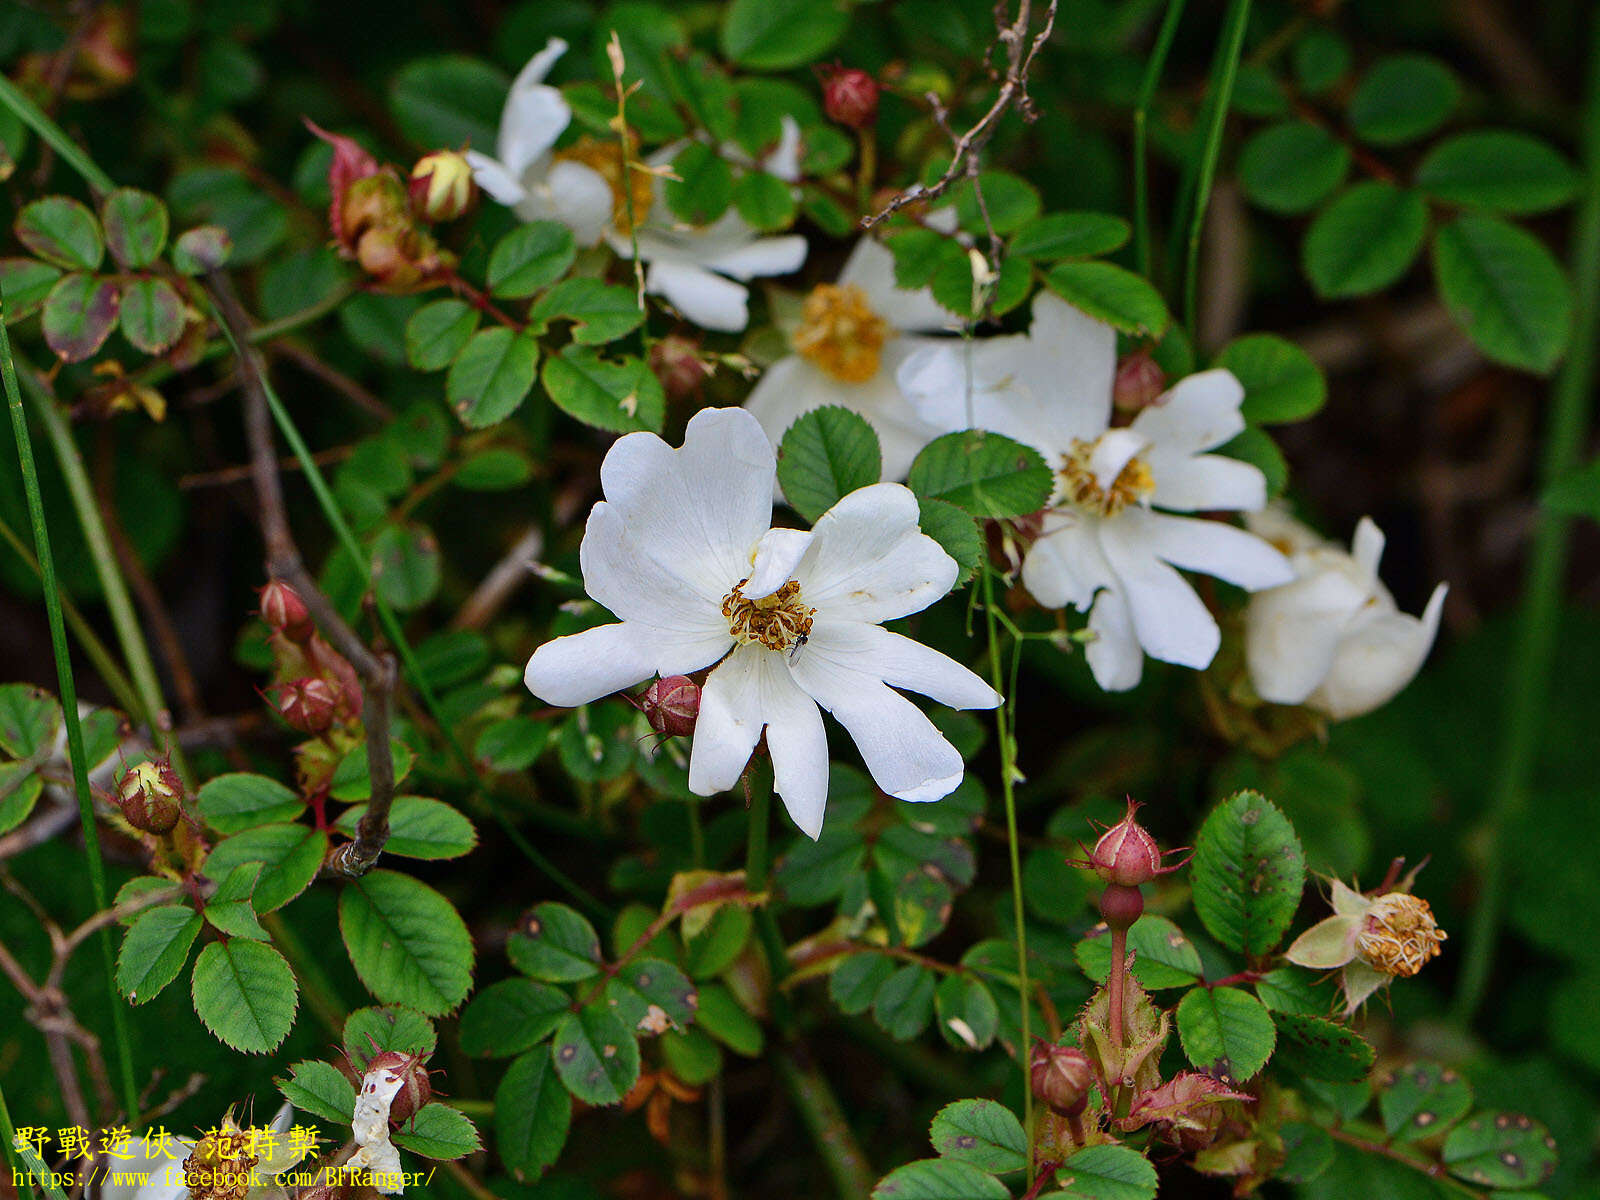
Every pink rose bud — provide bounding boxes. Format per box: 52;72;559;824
273;677;339;734
115;756;184;834
304;119;381;251
409;150;477;223
1030;1042;1095;1118
365;1050;433;1124
259;579;313;642
822;66;880;131
1088;799;1164;888
643;676;700;737
1113;351;1166;412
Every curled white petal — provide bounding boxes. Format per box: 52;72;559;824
796;483;956;623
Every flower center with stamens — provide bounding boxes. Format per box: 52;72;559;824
1058;436;1155;517
793;284;891;384
1355;893;1446;977
722;578;815;652
552;134;653;235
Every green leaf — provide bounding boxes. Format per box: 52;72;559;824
15;197;103;270
1348;54;1460;146
1379;1061;1474;1141
1276;1122;1335;1184
1217;334;1326;425
551;1005;641;1106
474;716;552;772
951;172;1042;235
917;497;982;583
371;522;442;611
405;299;479;371
203;863;269;940
447;327;540;428
1175;986;1277;1084
1238;122;1351;215
776;405;882;522
872;964;937;1041
339;869;475;1015
733;170;797;232
335;795;477;860
0;685;61;757
1271;1013;1375;1082
1231;62;1289;118
1045;261;1169;338
1046;1144;1159;1199
1010;212;1130;260
508;902;603;982
0;763;42;835
204;823;327;912
907;430;1053;519
886;227;960;289
1543;455;1600;520
1217;424;1287;498
329;739;417;802
604;957;697;1036
1191;789;1306;955
191;938;299;1053
116;905;202;1004
0;259;64;323
665;142;735;226
1415;131;1580;215
495;1050;571;1178
459;977;571;1057
530;278;647;344
830;952;895;1016
392;1103;482;1160
720;0;849;70
1293;29;1351;95
198;773;302;834
390;55;508;149
934;973;999;1051
488;222;577;299
541;346;665;434
42;273;120;363
1254;966;1332;1016
454;447;534;491
872;1158;1010;1199
929;1098;1026;1173
171;225;232;274
101;188;169;269
344;1004;437;1066
1075;915;1203;990
1303;183;1428;298
277;1059;358;1123
931;251;1030;318
695;981;763;1055
119;277;183;355
1442;1112;1557;1190
1432;214;1573;373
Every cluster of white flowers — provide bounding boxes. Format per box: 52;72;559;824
483;47;1445;837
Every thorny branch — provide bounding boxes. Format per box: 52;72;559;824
204;274;398;878
861;0;1057;234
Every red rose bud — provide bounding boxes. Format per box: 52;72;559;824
1113;351;1166;412
1087;800;1164;887
409;151;477;223
365;1051;433;1125
643;676;700;737
1030;1042;1095;1118
649;335;711;401
116;757;184;834
259;579;313;642
273;677;339;734
822;66;880;131
305;119;381;251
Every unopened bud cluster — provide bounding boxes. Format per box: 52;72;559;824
115;756;184;834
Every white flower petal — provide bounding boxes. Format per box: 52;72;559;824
704;233;809;280
744;354;827;454
524;622;657;706
1084;587;1145;691
796;483;956;622
465;151;528;208
837;237;955;333
1131;511;1294;591
1099;521;1222;670
1245;589;1348;706
1149;452;1267;512
496;39;574;178
646;259;752;331
525;160;614;245
765;685;830;839
1307;582;1447;719
600;406;775;591
1130;369;1246;456
762;115;804;183
809;620;998;709
1351;516;1385;577
745;528;815;598
1088;428;1151;492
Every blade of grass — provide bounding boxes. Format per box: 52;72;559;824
1182;0;1251;338
1;1075;72;1200
0;73;115;195
1;300;140;1125
1133;0;1187;280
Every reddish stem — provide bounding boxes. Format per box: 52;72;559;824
1206;969;1263;989
446;270;524;331
1108;925;1127;1051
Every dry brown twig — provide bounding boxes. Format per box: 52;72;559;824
204;274;397;878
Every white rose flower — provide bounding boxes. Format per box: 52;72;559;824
897;292;1294;692
99;1104;308;1200
744;237;958;481
1244;507;1447;719
523;407;1000;838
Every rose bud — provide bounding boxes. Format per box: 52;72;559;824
364;1051;433;1124
304;119;382;252
1087;800;1164;887
821;66;880;130
409;150;477;223
1030;1042;1095;1118
115;756;184;834
1113;351;1166;412
649;334;711;402
273;677;339;734
259;579;313;642
642;676;700;737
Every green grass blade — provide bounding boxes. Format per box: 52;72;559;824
0;73;115;195
1182;0;1252;337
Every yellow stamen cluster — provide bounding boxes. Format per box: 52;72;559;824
1356;893;1446;977
722;578;815;652
182;1123;259;1200
1059;437;1155;517
793;284;891;384
553;135;653;235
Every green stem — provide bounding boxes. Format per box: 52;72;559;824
1;302;140;1124
743;766;795;1029
980;564;1032;1181
1182;0;1252;338
1452;13;1600;1025
1133;0;1188;280
773;1049;875;1200
0;73;115;194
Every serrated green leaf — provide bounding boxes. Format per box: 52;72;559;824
474;716;551;773
1254;966;1332;1016
734;170;797;232
1379;1061;1474;1141
934;973;999;1051
1046;1143;1159;1199
15;197;103;270
1045;261;1169;337
929;1099;1026;1172
720;0;849;70
776;405;882;522
199;773;303;834
872;1158;1009;1199
1348;55;1460;146
447;327;539;428
930;251;1030;318
344;1004;437;1067
1217;334;1326;424
42;273;120;363
191;938;299;1053
405;299;479;371
1075;915;1203;990
204;863;268;940
392;1103;482;1160
541;346;665;434
1415;131;1580;215
1238;122;1351;215
459;978;571;1057
1442;1112;1557;1190
335;795;476;860
339;870;475;1015
509;902;602;982
101;189;168;269
1277;1121;1336;1184
830;952;895;1016
551;1006;640;1105
1303;183;1428;298
277;1059;358;1123
329;739;416;802
604;957;697;1036
1010;212;1130;260
496;1050;571;1178
0;259;64;322
916;497;982;583
1432;214;1572;373
488;222;577;298
885;227;960;289
665;142;734;226
1191;789;1306;955
0;685;61;758
453;447;534;491
1176;986;1276;1084
204;823;326;913
531;277;646;345
117;905;202;1004
370;522;442;611
872;964;936;1041
951;171;1041;235
1272;1013;1375;1082
695;981;763;1056
389;55;507;150
907;430;1053;519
